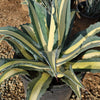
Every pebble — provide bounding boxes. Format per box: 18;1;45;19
0;75;25;100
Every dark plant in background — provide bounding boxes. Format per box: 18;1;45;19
0;0;100;100
71;0;76;8
77;0;100;17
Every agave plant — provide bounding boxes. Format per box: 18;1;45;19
0;0;100;100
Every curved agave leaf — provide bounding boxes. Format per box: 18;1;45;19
41;50;57;77
63;66;83;88
0;26;36;46
27;72;52;100
0;27;42;58
61;67;83;99
82;50;100;59
28;0;48;50
47;5;56;52
64;22;100;55
58;0;71;46
62;77;81;99
21;24;39;44
0;59;50;73
57;35;100;66
0;68;28;84
72;58;100;72
50;0;71;49
63;10;76;47
5;38;33;60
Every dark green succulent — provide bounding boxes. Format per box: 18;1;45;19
78;0;100;17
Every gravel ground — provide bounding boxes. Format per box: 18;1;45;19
0;0;29;99
0;75;25;100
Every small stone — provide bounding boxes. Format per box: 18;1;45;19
81;95;84;98
72;95;75;98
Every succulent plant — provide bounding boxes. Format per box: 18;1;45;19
0;0;100;100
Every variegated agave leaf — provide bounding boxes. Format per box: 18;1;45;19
27;72;52;100
0;59;50;73
57;22;100;66
0;68;29;84
82;49;100;59
27;0;48;50
61;66;83;99
72;58;100;73
0;27;42;59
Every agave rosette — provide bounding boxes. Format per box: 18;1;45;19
0;0;100;99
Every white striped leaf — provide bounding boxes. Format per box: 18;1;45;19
82;50;100;59
5;38;33;60
28;0;48;50
0;59;50;73
57;43;100;67
47;5;56;52
27;72;52;100
58;0;71;46
63;66;83;88
21;24;38;44
0;68;28;84
72;58;100;71
64;58;100;72
0;27;42;58
64;22;100;55
62;77;81;99
42;50;57;77
57;32;100;66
